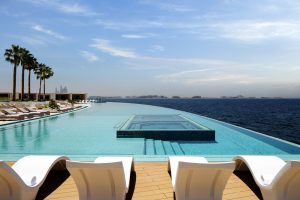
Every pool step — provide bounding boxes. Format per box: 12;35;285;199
145;139;155;155
145;139;185;155
171;142;185;155
163;141;176;155
154;140;166;155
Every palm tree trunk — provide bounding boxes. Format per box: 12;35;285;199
21;65;25;101
12;63;17;101
28;70;31;100
43;79;46;101
39;78;42;101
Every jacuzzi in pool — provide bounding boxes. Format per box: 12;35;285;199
117;114;215;141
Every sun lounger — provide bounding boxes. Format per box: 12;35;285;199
0;109;29;119
168;156;235;200
0;111;25;120
24;106;50;115
15;107;45;117
57;103;73;112
66;156;134;200
0;155;69;200
233;155;300;200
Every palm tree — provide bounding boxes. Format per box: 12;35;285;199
35;63;46;101
20;48;33;100
4;45;22;101
43;67;54;101
27;57;38;100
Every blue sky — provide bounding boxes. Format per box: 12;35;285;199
1;0;300;97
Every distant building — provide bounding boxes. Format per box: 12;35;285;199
0;92;87;101
192;96;202;99
55;85;68;93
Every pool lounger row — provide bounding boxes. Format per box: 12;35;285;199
0;155;299;200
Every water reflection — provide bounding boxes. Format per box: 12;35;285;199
33;119;50;149
1;132;8;150
14;123;25;150
0;118;55;153
68;112;76;118
48;116;59;121
28;122;33;138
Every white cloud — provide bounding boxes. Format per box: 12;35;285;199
124;56;244;70
155;65;300;86
96;16;300;42
212;20;300;42
150;45;164;52
121;33;156;39
80;51;99;62
22;0;98;16
90;39;138;58
121;34;147;39
0;7;28;17
21;36;46;45
10;34;46;46
96;19;163;30
139;1;194;12
156;69;266;85
155;69;215;80
32;25;67;40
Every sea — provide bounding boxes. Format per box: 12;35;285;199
107;98;300;145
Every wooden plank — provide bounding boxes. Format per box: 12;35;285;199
43;162;260;200
7;161;260;200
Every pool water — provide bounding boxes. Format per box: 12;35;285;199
1;102;300;161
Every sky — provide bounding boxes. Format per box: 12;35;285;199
0;0;300;98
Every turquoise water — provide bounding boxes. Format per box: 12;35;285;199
1;102;300;161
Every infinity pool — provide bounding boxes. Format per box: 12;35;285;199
1;102;300;161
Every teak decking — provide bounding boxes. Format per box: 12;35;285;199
42;162;261;200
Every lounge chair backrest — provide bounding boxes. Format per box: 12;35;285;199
25;107;36;112
1;156;69;200
17;107;29;113
234;156;286;186
175;161;235;200
270;160;300;199
0;160;30;200
67;161;127;200
12;156;67;187
1;109;15;115
35;104;44;109
234;156;300;200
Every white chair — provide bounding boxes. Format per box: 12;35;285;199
67;157;134;200
0;155;69;200
0;111;25;120
168;156;235;200
233;155;300;200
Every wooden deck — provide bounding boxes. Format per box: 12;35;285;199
40;162;262;200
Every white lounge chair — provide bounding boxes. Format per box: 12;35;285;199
0;109;28;120
168;156;235;200
0;111;25;120
66;157;134;200
233;155;300;200
0;155;69;200
25;106;50;116
15;107;45;117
